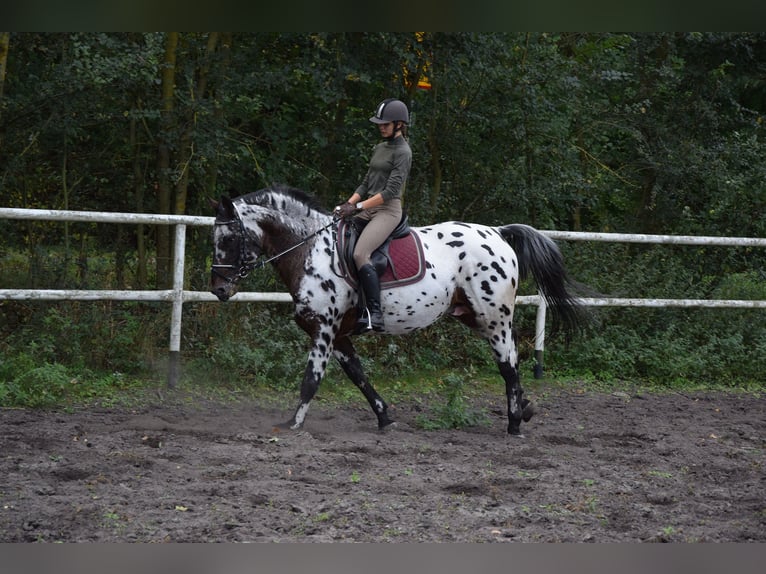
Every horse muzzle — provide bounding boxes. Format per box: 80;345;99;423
210;265;243;302
210;276;239;302
211;287;231;302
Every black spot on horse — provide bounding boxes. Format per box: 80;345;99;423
481;244;495;256
491;261;507;279
481;280;494;295
447;241;464;248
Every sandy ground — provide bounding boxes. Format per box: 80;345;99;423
1;386;764;542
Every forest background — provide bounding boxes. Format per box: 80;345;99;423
0;32;764;407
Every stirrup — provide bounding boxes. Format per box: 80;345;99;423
354;308;373;334
354;307;383;334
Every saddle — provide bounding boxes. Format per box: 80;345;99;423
336;214;426;289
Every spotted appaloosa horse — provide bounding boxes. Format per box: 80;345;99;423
210;185;585;435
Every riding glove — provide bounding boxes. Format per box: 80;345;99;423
334;202;359;219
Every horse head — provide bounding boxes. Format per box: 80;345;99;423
209;196;261;302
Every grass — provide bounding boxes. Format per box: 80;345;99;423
1;350;762;413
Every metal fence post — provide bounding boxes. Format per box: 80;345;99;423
168;223;186;389
533;295;546;379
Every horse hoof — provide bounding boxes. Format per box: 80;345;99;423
273;420;301;431
522;402;536;422
378;420;397;432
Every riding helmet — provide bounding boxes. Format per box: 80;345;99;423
370;98;409;124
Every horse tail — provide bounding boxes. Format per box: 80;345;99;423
498;224;587;342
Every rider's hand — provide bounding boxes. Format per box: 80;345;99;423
334;202;358;219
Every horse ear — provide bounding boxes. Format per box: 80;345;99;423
212;196;236;219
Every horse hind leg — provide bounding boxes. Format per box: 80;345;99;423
499;361;524;435
494;329;535;435
334;337;395;430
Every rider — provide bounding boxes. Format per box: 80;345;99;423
335;98;412;333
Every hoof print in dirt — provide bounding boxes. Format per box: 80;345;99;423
141;435;162;448
522;401;536;422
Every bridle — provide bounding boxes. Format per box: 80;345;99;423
210;213;336;286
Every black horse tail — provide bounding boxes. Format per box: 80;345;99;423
498;224;588;342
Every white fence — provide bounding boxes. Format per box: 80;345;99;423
2;207;765;385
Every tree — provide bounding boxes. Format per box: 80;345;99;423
0;32;9;105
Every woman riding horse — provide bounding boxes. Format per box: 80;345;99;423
335;98;412;333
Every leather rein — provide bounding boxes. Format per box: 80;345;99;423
210;214;337;286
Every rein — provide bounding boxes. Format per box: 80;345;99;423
211;215;337;285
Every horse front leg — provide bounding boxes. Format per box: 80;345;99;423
333;336;395;430
281;339;331;430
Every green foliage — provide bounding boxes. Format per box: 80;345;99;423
0;353;141;408
183;303;307;391
416;371;490;430
550;302;766;387
0;360;71;408
1;33;764;404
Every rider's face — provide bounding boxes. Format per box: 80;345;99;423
378;121;395;138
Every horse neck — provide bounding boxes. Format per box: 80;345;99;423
256;208;330;248
245;208;332;294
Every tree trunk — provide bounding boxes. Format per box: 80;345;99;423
130;98;148;288
156;32;178;288
427;124;442;220
0;32;9;106
174;32;220;217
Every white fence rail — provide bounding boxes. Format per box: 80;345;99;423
2;207;765;385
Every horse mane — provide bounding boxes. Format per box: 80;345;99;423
239;184;329;216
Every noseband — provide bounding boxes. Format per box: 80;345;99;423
210;217;258;286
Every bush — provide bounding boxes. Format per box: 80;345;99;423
2;243;763;406
416;371;490;430
1;360;72;408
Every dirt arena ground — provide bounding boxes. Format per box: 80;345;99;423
1;385;764;542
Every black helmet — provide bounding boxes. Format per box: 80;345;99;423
370;98;409;124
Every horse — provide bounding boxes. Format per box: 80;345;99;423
209;184;586;435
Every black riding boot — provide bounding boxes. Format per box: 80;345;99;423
356;263;384;333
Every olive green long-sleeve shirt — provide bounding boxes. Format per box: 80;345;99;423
354;135;412;202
